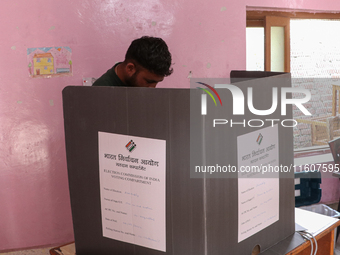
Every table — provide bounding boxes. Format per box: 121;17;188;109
287;221;340;255
261;208;340;255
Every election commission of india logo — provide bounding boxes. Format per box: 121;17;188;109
126;140;136;152
256;133;263;145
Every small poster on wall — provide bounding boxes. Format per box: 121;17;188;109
27;47;72;78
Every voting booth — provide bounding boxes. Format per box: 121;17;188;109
63;71;298;254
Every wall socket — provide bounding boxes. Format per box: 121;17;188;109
82;77;97;86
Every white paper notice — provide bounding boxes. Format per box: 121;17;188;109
98;132;166;252
237;125;279;243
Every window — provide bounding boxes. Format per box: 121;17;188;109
246;27;264;71
247;9;340;151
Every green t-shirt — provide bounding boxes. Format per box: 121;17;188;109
92;63;126;87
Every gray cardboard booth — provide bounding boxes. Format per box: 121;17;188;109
63;71;303;255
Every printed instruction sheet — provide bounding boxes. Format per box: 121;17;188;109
237;125;279;242
98;132;166;251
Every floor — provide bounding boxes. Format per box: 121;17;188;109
0;240;339;255
0;247;52;255
1;212;340;255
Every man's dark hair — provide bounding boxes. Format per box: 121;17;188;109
125;36;173;77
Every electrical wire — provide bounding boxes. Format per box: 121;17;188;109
297;230;318;255
305;232;318;255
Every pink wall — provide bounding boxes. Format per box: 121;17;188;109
1;0;340;252
0;0;246;251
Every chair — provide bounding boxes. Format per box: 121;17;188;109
296;84;340;145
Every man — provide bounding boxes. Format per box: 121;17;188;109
92;36;173;88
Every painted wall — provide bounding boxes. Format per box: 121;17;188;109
1;0;340;252
0;0;246;251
